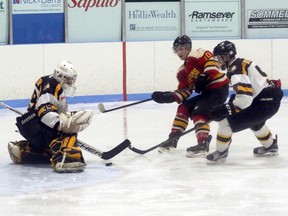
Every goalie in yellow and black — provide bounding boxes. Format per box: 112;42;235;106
8;60;94;173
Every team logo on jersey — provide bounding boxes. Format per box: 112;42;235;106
43;83;50;91
188;68;200;83
230;65;237;72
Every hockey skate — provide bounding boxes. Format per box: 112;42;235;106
253;135;279;157
158;136;179;153
206;149;229;164
186;135;212;158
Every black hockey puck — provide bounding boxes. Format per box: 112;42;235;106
105;162;113;166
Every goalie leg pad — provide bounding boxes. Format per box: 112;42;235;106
8;140;51;164
8;141;27;164
50;135;86;173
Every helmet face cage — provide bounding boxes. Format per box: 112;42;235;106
54;60;77;96
56;71;77;86
173;35;192;52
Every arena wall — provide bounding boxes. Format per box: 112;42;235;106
0;39;286;107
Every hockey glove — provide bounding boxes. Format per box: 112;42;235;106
210;103;234;121
151;91;176;103
195;73;210;93
60;110;94;134
229;94;236;103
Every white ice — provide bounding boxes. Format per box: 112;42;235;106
0;99;288;216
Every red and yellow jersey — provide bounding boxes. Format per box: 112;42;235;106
174;48;229;102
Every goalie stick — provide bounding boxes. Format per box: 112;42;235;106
129;121;212;155
98;98;152;113
0;101;23;115
77;139;131;160
0;101;131;159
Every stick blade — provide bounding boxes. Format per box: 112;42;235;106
128;143;162;155
101;139;131;160
128;146;148;155
98;103;106;113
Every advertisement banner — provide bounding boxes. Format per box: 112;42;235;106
185;0;241;39
12;0;63;14
125;0;181;41
0;0;8;44
245;0;288;38
12;1;64;44
67;0;121;43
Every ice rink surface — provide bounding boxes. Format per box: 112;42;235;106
0;99;287;216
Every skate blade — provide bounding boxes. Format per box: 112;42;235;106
158;147;176;154
254;152;279;157
206;158;227;165
185;151;208;158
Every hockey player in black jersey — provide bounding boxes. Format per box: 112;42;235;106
206;41;283;164
8;60;94;172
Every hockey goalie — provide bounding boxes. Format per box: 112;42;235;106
8;60;94;173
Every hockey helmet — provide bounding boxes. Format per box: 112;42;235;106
173;35;192;52
54;60;77;96
213;41;237;58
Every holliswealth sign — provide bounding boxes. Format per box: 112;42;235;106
125;1;181;41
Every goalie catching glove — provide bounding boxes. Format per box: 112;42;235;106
59;110;94;134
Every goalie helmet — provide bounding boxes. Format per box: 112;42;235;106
213;41;237;58
54;60;77;97
173;35;192;52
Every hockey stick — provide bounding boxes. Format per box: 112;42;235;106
98;98;152;113
129;120;212;155
0;101;131;159
0;101;23;115
77;139;131;160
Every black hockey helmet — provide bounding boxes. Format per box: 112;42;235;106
213;41;237;58
173;35;192;51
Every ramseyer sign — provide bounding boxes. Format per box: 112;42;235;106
184;0;240;39
189;11;235;20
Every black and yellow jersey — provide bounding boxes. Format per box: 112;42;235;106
227;58;270;110
28;75;68;130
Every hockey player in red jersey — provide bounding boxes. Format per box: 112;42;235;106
8;60;94;172
207;41;283;163
151;35;229;157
